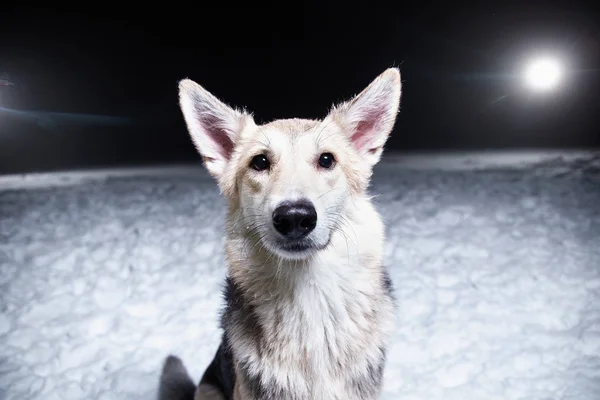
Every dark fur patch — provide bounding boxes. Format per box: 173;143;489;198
237;357;288;400
200;276;269;399
349;346;386;398
203;277;293;399
199;276;256;400
382;267;395;301
220;276;265;348
199;336;236;400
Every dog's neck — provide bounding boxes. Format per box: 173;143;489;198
223;195;394;400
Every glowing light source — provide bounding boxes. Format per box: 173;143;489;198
523;58;562;91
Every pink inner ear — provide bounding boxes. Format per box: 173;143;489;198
349;108;385;152
350;121;374;151
199;112;235;161
211;129;234;160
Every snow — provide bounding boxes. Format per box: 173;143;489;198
1;150;599;400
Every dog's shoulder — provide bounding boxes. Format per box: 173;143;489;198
219;277;289;399
220;276;263;339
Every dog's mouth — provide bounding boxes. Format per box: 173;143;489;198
276;239;314;253
269;232;333;259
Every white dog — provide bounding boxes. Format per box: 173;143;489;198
159;68;402;400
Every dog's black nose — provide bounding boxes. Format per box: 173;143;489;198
272;200;317;239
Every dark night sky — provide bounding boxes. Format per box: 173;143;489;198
0;2;599;174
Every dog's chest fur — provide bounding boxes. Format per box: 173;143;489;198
222;256;394;400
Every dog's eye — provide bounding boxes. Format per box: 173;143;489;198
318;153;335;169
250;154;270;171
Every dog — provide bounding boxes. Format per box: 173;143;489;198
158;68;402;400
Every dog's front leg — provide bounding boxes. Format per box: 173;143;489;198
232;381;244;400
232;376;257;400
231;369;263;400
194;383;226;400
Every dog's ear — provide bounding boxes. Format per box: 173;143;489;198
330;68;401;166
178;79;254;178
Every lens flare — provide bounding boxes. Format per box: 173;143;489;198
523;58;562;91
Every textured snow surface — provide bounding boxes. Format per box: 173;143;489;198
1;152;600;400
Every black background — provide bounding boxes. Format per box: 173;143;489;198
0;2;599;173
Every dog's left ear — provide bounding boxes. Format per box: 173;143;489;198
330;68;402;166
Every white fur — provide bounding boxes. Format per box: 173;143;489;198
229;198;395;399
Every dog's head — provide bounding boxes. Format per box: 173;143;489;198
179;69;401;260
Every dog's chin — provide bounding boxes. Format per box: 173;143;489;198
262;238;324;261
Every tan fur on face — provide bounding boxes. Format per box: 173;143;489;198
212;115;375;264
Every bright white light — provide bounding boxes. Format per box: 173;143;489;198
524;58;562;91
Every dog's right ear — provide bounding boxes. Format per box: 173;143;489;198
328;68;401;167
178;79;253;178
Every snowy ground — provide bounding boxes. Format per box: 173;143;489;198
1;151;600;400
